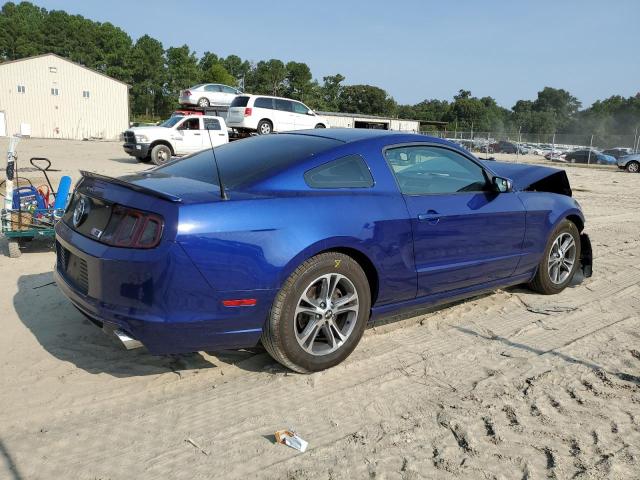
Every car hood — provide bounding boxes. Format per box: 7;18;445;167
126;126;171;135
481;160;571;195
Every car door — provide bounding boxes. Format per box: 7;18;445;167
292;101;315;129
204;84;222;105
274;99;295;131
175;117;204;154
384;144;526;297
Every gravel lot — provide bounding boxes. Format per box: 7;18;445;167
0;137;638;479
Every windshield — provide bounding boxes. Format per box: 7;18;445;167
159;116;183;128
154;134;342;190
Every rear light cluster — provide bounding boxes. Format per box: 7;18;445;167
244;107;252;117
100;205;164;249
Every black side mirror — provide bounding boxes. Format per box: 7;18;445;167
493;176;513;193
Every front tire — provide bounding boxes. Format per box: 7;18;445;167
528;220;581;295
150;144;172;166
626;161;639;173
262;253;371;373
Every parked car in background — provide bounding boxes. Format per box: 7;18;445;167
226;94;329;134
617;153;640;172
123;115;228;165
489;140;518;154
529;146;546;155
55;129;591;373
179;84;243;108
563;149;616;165
545;150;566;161
603;147;633;160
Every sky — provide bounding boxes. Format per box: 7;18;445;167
24;0;640;109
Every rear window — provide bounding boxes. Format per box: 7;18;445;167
155;134;342;189
230;96;250;107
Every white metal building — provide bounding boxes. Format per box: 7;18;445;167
318;111;420;132
0;53;129;140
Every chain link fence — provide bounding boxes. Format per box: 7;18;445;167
417;129;640;166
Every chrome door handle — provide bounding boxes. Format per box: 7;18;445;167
417;210;440;225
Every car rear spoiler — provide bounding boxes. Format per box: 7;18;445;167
79;171;182;203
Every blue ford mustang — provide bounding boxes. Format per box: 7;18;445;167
55;129;592;372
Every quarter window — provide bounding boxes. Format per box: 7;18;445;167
384;146;489;195
304;155;374;189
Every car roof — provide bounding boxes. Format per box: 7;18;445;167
243;94;305;102
284;128;415;143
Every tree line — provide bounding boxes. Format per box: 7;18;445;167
1;1;639;140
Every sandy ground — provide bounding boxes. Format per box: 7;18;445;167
0;138;639;479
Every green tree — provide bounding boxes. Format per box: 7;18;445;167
248;59;287;95
320;73;345;111
222;54;251;87
129;35;166;117
285;61;313;101
165;45;200;97
338;84;397;116
0;2;46;60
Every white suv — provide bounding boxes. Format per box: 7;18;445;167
226;95;329;134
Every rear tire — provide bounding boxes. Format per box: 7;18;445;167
150;144;172;166
257;120;273;135
197;97;210;108
261;253;371;373
626;161;639;173
528;219;581;295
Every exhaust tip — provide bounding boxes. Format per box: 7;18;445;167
113;329;143;350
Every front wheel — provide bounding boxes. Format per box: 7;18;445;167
150;144;172;166
261;253;371;373
626;161;639;173
528;220;581;295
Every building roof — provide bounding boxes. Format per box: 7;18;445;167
0;53;130;88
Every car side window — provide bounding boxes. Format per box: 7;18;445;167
275;99;293;112
204;118;221;130
292;102;309;115
178;118;200;130
304;155;374;189
205;84;221;92
221;86;236;94
384;146;489;195
254;97;274;109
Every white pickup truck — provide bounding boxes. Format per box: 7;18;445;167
123;115;229;165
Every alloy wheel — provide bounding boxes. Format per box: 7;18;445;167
294;273;359;356
547;232;576;284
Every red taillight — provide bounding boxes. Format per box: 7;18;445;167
222;299;257;307
100;205;164;249
244;107;252;117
